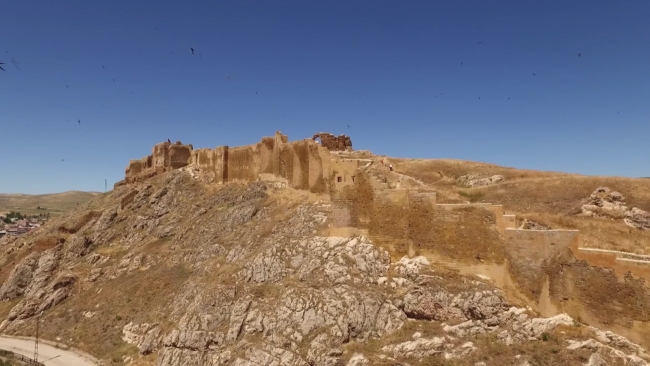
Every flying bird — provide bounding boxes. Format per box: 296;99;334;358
460;62;463;66
11;57;21;70
532;73;537;76
478;96;481;100
347;124;350;128
77;119;80;124
578;53;581;57
102;65;105;69
0;62;4;71
191;47;195;55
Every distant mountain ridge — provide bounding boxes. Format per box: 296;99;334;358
0;191;100;217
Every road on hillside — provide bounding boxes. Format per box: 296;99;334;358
0;336;98;366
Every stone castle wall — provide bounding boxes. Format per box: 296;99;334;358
115;132;358;194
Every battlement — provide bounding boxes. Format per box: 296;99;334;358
115;132;357;194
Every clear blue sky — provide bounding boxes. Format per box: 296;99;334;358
1;1;649;194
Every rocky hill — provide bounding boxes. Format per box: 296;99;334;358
0;163;649;365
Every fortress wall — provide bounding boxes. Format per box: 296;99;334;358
504;229;580;277
290;140;310;190
152;142;171;170
259;137;275;176
308;143;330;194
426;205;505;262
407;191;437;255
330;159;361;197
574;249;650;280
502;214;517;230
227;144;260;182
215;146;228;183
278;143;295;186
169;144;193;169
126;160;145;177
192;148;219;181
369;189;411;253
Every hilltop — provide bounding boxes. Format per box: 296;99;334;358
0;132;648;366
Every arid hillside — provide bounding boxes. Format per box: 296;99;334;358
0;191;100;217
391;158;650;255
0;161;648;366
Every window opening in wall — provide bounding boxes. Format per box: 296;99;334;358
337;176;342;182
352;176;355;182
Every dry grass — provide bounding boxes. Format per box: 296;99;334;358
393;158;650;254
0;191;100;217
14;263;192;363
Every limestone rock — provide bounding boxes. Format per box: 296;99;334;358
456;174;504;188
624;208;650;230
0;251;40;300
381;336;447;359
123;322;162;355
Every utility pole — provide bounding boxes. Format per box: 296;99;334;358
34;312;41;363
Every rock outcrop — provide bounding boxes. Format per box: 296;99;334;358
581;187;650;230
1;170;649;366
456;174;504;188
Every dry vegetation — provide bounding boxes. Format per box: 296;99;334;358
392;158;650;254
0;191;100;217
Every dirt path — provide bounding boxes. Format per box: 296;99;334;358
0;336;98;366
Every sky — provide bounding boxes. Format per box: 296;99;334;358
1;0;649;194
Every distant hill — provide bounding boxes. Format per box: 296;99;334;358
0;191;101;217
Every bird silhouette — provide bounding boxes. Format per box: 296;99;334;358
168;138;171;143
460;62;463;66
113;79;115;82
102;65;105;69
347;124;350;128
508;97;511;100
578;53;581;57
78;119;80;125
10;57;21;70
532;73;537;76
256;91;258;95
66;85;69;88
478;96;481;100
0;62;4;71
191;47;195;55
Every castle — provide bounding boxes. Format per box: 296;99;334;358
116;131;650;347
115;131;358;196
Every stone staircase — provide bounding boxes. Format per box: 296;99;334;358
366;170;390;189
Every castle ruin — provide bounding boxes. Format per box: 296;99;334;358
114;132;650;348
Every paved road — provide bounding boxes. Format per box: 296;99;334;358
0;336;98;366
